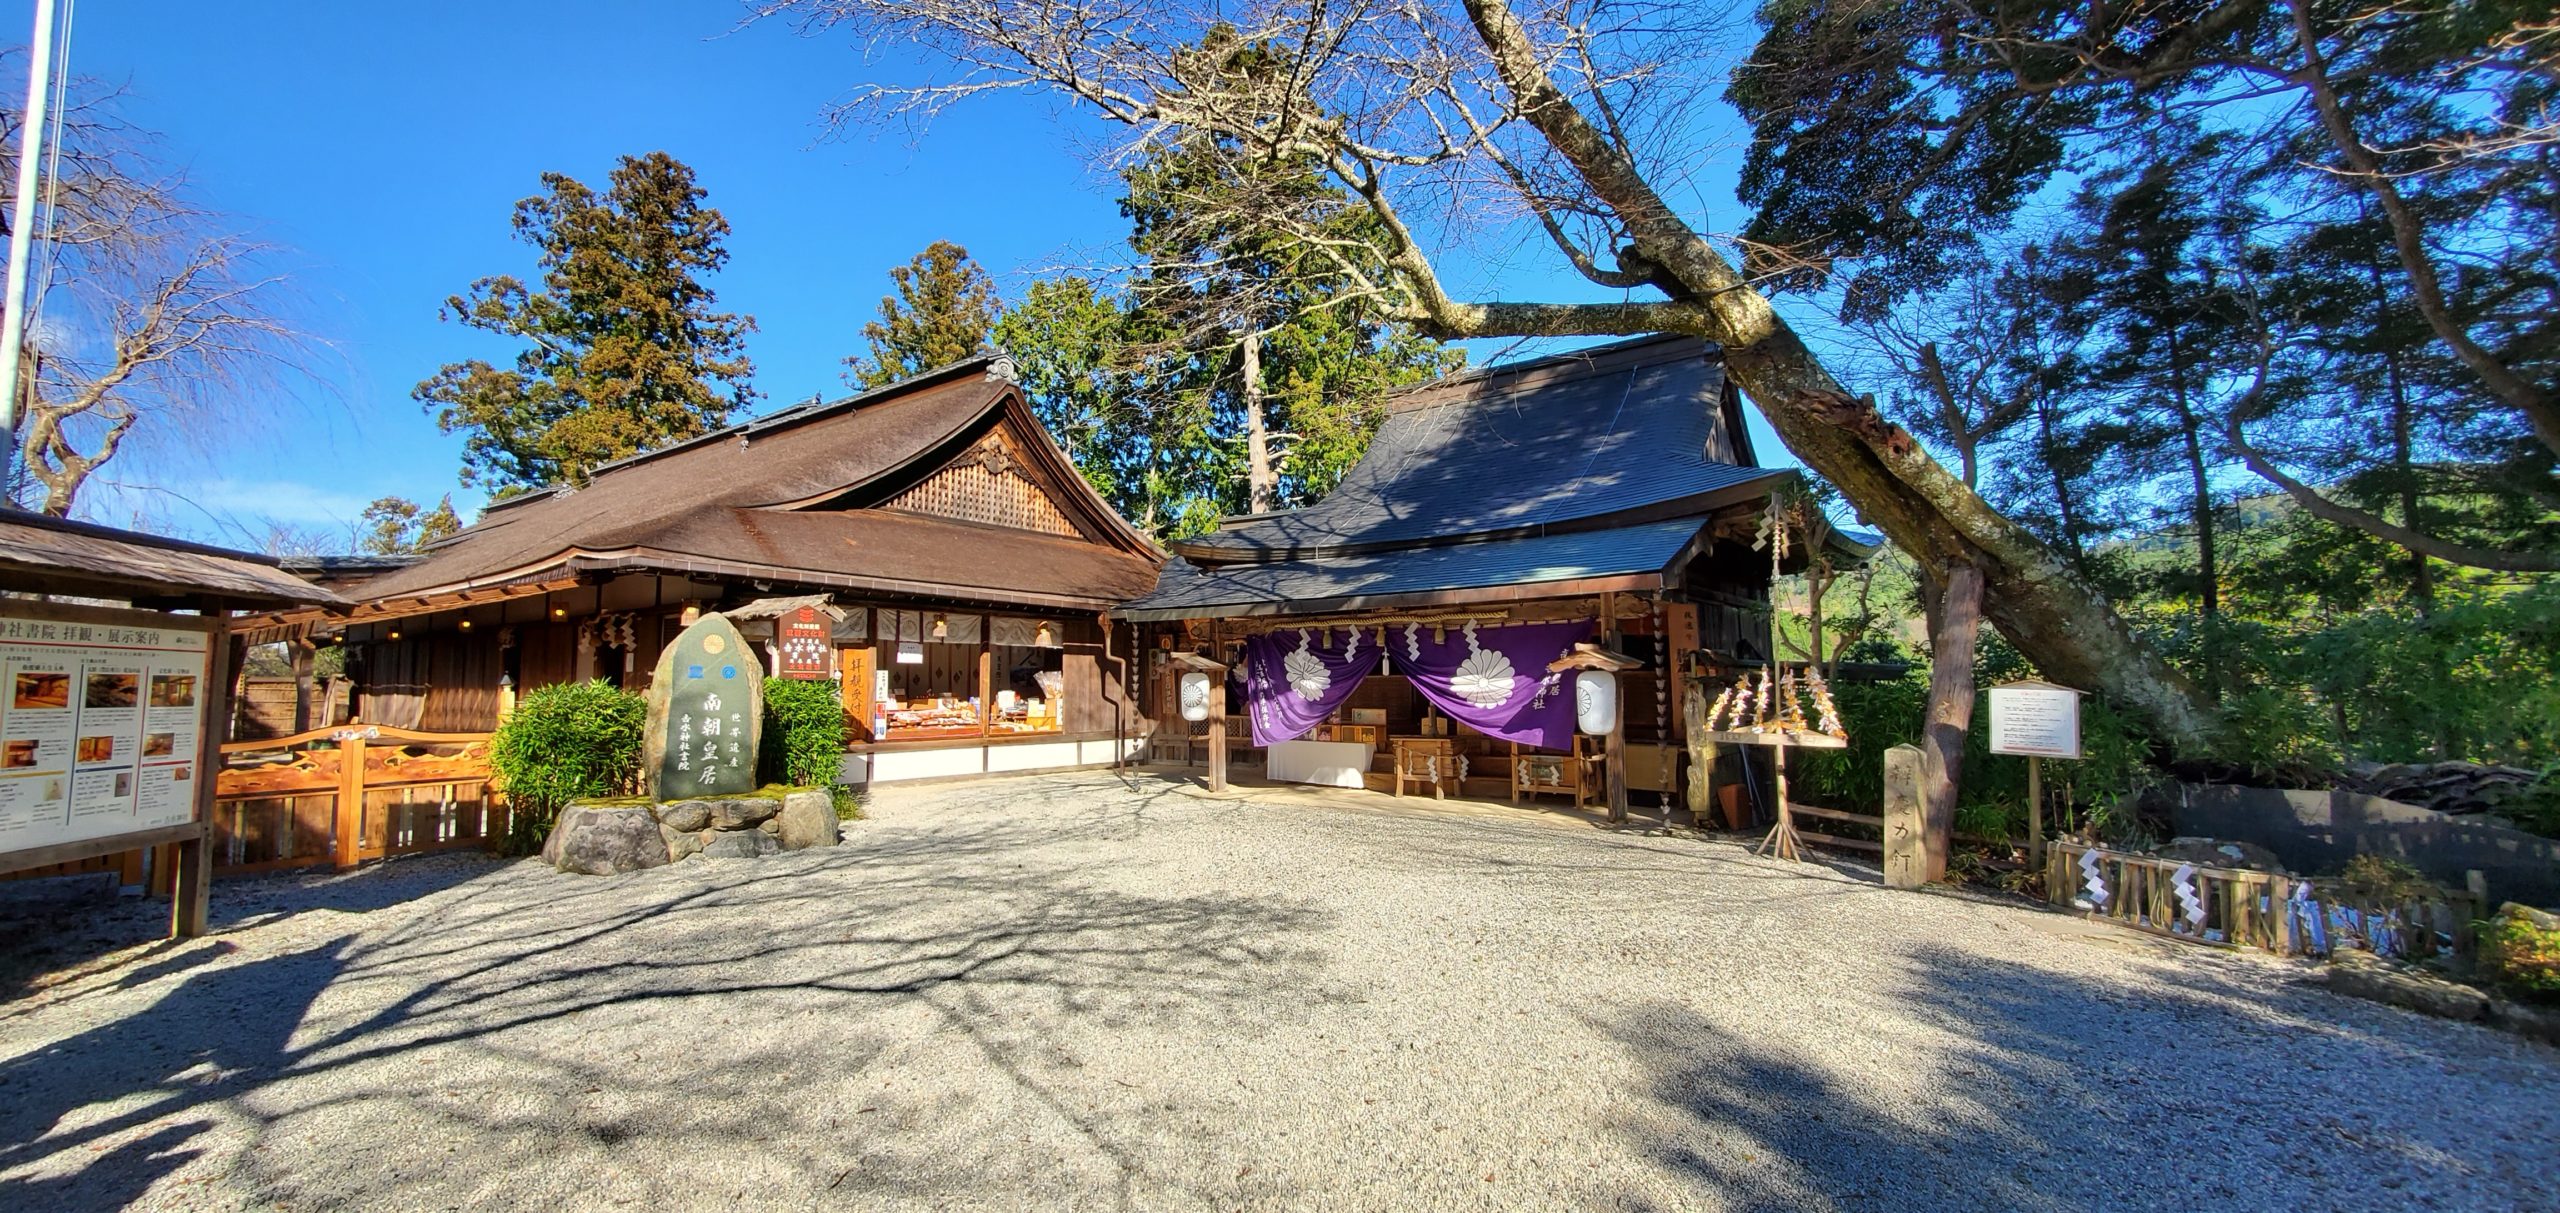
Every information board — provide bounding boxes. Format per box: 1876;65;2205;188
778;605;833;677
0;613;210;855
1986;680;2083;759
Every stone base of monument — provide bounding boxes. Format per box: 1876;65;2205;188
541;789;840;876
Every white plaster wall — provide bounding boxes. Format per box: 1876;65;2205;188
870;747;988;782
987;740;1082;773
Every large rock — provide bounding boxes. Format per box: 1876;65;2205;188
699;830;781;859
549;806;672;877
2490;996;2560;1045
777;789;840;851
657;799;713;833
2500;902;2560;932
2326;950;2488;1021
2151;836;2289;874
662;823;703;862
641;613;764;800
710;797;780;830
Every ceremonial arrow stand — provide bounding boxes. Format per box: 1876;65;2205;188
1705;728;1849;862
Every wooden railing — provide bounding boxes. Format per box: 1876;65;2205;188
1784;802;2029;870
213;724;506;874
2048;841;2479;962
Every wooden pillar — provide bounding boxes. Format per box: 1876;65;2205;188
290;636;317;735
174;613;238;938
1205;619;1228;793
1599;592;1629;823
1774;736;1794;858
977;627;993;738
1883;743;1926;889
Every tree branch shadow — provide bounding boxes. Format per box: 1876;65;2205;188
0;785;1338;1210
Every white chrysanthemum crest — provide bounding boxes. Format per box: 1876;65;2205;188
1285;629;1330;700
1447;619;1515;709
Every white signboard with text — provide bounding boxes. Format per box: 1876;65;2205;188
1987;680;2083;759
0;614;210;856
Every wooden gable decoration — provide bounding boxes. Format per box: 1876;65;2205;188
882;421;1087;540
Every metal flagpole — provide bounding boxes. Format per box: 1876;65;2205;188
0;0;62;495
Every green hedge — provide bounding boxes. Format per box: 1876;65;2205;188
490;679;647;855
761;677;847;790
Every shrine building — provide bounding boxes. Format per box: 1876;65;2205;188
1117;334;1865;819
248;353;1164;784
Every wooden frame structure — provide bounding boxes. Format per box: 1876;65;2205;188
0;512;342;937
212;724;502;872
1158;650;1230;792
1702;728;1848;861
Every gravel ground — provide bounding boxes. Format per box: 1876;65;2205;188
2;769;2553;1212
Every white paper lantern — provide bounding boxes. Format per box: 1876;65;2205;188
1179;671;1213;722
1574;671;1618;735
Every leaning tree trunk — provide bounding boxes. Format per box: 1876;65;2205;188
1446;0;2217;752
1919;564;1984;882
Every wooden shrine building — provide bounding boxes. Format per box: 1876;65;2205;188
249;354;1165;784
1116;334;1861;820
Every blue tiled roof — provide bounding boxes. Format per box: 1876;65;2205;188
1119;519;1711;620
1180;335;1761;560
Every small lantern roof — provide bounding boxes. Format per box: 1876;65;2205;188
1547;642;1644;673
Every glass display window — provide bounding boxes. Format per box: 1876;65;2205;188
876;611;985;740
992;644;1064;734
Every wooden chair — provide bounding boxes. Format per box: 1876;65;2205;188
1391;736;1460;799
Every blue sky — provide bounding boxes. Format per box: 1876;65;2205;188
59;0;1794;547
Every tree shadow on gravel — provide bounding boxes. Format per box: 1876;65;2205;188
0;852;505;1005
0;933;355;1212
0;793;1339;1211
1599;941;2555;1213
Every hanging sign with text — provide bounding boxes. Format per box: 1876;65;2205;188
1986;680;2084;759
0;614;211;856
778;606;833;678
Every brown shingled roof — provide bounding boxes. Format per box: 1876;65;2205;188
0;510;343;609
336;357;1159;613
571;509;1162;611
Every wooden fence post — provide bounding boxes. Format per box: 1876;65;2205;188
2027;757;2048;870
172;615;237;938
1882;743;1926;889
333;730;366;870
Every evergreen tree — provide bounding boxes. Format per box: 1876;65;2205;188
357;495;461;555
1117;127;1454;516
847;241;1003;387
993;277;1227;536
2043;135;2261;700
992;128;1455;537
416;152;756;493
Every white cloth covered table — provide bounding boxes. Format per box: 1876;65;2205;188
1265;739;1374;788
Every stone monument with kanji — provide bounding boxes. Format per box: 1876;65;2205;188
642;611;764;799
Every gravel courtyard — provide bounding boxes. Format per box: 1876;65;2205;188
3;771;2554;1212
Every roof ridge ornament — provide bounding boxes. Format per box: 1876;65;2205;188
981;343;1018;384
